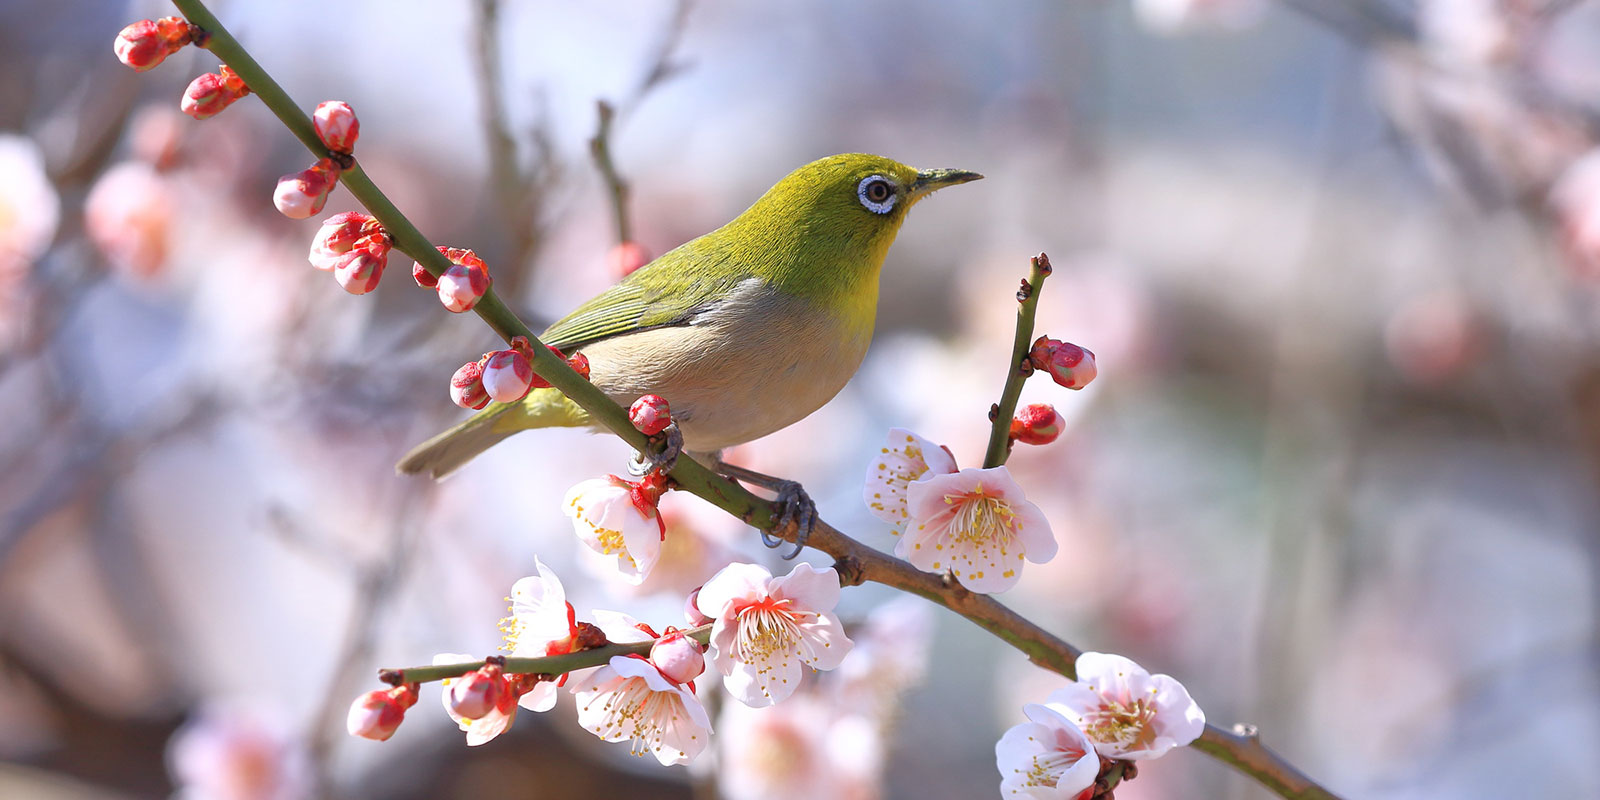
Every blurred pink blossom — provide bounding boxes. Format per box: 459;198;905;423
84;161;173;281
718;695;883;800
166;705;310;800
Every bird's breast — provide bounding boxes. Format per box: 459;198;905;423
579;278;873;452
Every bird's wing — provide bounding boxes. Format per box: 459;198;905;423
540;244;751;352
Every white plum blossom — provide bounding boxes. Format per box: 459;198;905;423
832;594;935;717
864;427;957;528
718;694;883;800
500;558;583;712
698;562;853;707
435;653;520;746
570;655;713;765
564;476;664;584
166;705;310;800
897;466;1057;593
995;703;1100;800
1045;652;1205;761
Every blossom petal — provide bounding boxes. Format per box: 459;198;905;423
796;610;852;671
865;428;957;528
769;562;841;613
591;609;654;644
723;647;805;708
697;562;773;618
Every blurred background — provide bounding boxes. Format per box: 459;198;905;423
2;0;1598;797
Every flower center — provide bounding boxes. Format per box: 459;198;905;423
946;485;1019;545
582;674;688;758
1082;698;1158;752
594;527;639;569
1021;729;1089;789
732;597;802;662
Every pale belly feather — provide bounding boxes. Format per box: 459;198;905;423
577;279;872;453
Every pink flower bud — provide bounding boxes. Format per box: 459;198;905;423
450;360;490;410
180;66;249;120
684;587;712;626
482;349;533;403
273;158;340;220
334;251;385;295
346;684;417;742
1010;402;1064;446
629;394;672;436
313;101;360;153
309;212;378;271
446;665;505;721
607;241;651;278
649;630;705;684
435;249;491;312
114;17;192;72
412;263;439;289
1030;336;1097;390
566;352;590;381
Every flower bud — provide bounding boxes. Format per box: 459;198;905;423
273;158;340;220
313;101;360;153
566;352;590;381
629;394;672;436
412;263;439;289
436;263;490;312
309;212;378;271
334;251;385;295
1029;336;1097;390
180;66;249;120
450;360;490;410
649;630;705;684
607;240;651;278
1010;402;1064;446
114;17;192;72
482;349;534;403
346;684;417;742
684;587;712;626
446;664;505;721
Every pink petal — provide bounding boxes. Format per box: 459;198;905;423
769;562;840;613
696;562;773;618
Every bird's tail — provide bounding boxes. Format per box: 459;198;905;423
396;387;590;480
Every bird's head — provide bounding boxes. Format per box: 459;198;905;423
723;153;982;297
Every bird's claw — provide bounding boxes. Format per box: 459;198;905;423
627;422;683;477
760;479;815;560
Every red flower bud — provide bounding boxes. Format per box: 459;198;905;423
310;212;380;271
346;684;418;742
566;352;590;381
412;263;439;289
629;394;672;436
649;630;705;684
114;17;192;72
1010;402;1064;446
435;248;491;312
333;251;385;295
180;66;249;120
1030;336;1097;390
446;664;506;721
607;241;651;278
450;360;490;410
482;349;534;403
313;101;360;153
273;158;341;220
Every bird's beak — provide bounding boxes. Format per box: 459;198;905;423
909;168;983;203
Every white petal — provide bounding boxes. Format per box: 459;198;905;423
697;562;773;618
769;562;840;614
723;648;804;708
518;680;559;713
591;609;654;644
864;428;956;528
796;611;853;671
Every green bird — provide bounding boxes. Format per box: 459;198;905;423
398;153;981;553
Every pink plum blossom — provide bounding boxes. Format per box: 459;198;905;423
500;558;584;712
569;654;712;765
166;705;311;800
898;466;1057;593
718;694;882;800
564;476;664;585
434;653;521;746
697;562;852;707
1044;652;1205;761
995;703;1100;800
863;427;957;529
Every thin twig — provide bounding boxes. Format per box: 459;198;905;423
162;5;1343;797
588;100;631;245
382;626;712;684
982;253;1051;469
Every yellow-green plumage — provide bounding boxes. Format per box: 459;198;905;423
398;153;980;479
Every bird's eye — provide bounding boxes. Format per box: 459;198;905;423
857;175;897;214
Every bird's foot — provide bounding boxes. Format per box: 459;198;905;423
710;457;815;559
627;422;683;477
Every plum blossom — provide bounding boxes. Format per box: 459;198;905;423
1045;652;1204;761
569;654;712;765
167;704;311;800
564;475;666;584
864;427;957;528
995;703;1100;800
698;562;852;707
898;466;1056;593
718;694;882;800
85;160;172;280
435;653;521;746
497;558;586;712
832;595;934;717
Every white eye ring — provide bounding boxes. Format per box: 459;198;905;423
857;175;897;214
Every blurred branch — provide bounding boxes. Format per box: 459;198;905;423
982;253;1050;469
588;100;631;244
163;4;1343;797
470;0;558;299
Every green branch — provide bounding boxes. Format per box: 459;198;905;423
982;253;1050;468
160;6;1342;798
382;626;711;685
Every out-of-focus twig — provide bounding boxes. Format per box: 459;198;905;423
588;100;631;245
